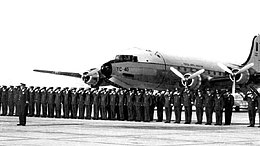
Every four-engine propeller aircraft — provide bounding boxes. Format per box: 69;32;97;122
34;35;260;95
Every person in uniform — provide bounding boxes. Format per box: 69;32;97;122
34;87;41;117
195;89;204;124
100;88;108;120
204;88;214;125
164;90;172;123
70;88;78;119
7;86;15;116
110;88;118;120
14;86;20;116
62;87;70;118
183;88;193;124
155;91;164;122
173;88;182;123
118;88;126;121
149;90;156;121
93;88;101;120
244;90;257;127
143;89;152;122
77;88;85;119
28;86;35;117
135;90;143;122
126;89;135;121
84;88;93;119
41;87;48;117
47;87;55;118
223;89;234;125
214;90;224;125
1;86;8;116
54;87;62;118
17;83;29;126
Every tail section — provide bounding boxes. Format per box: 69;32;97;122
242;35;260;72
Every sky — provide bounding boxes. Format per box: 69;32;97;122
0;0;260;88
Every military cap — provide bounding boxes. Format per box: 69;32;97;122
30;86;34;88
48;87;53;90
55;87;61;89
10;85;14;88
20;83;26;86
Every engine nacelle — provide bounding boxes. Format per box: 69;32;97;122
229;69;250;84
82;68;101;87
181;73;202;90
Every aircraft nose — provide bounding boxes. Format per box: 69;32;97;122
101;62;112;78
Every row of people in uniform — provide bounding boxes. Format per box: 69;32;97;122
0;85;259;127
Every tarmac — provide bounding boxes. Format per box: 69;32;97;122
1;112;260;146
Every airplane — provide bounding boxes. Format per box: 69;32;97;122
34;35;260;96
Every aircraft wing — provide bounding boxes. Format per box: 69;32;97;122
33;69;82;78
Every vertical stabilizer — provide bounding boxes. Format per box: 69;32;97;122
242;35;260;72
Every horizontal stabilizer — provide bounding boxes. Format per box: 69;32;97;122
33;69;82;78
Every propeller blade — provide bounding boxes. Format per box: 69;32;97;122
188;69;205;79
236;63;254;75
170;67;185;80
217;63;233;74
232;78;236;96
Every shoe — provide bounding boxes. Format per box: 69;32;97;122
247;125;254;127
156;120;162;122
174;121;180;123
165;121;170;123
258;126;260;128
195;122;202;124
17;124;25;126
205;123;211;125
184;122;190;124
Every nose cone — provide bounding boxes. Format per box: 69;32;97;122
101;62;112;78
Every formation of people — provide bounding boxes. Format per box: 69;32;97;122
0;83;259;127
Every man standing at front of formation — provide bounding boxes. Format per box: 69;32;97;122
183;88;193;124
17;83;28;126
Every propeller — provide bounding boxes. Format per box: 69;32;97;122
170;67;205;87
217;63;254;95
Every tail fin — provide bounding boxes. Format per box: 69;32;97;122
242;35;260;72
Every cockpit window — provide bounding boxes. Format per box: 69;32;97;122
115;55;138;62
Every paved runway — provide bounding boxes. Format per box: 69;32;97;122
1;112;260;146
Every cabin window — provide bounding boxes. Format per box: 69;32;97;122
115;55;138;62
184;68;187;72
213;72;216;75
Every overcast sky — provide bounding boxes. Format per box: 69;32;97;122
0;0;260;87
